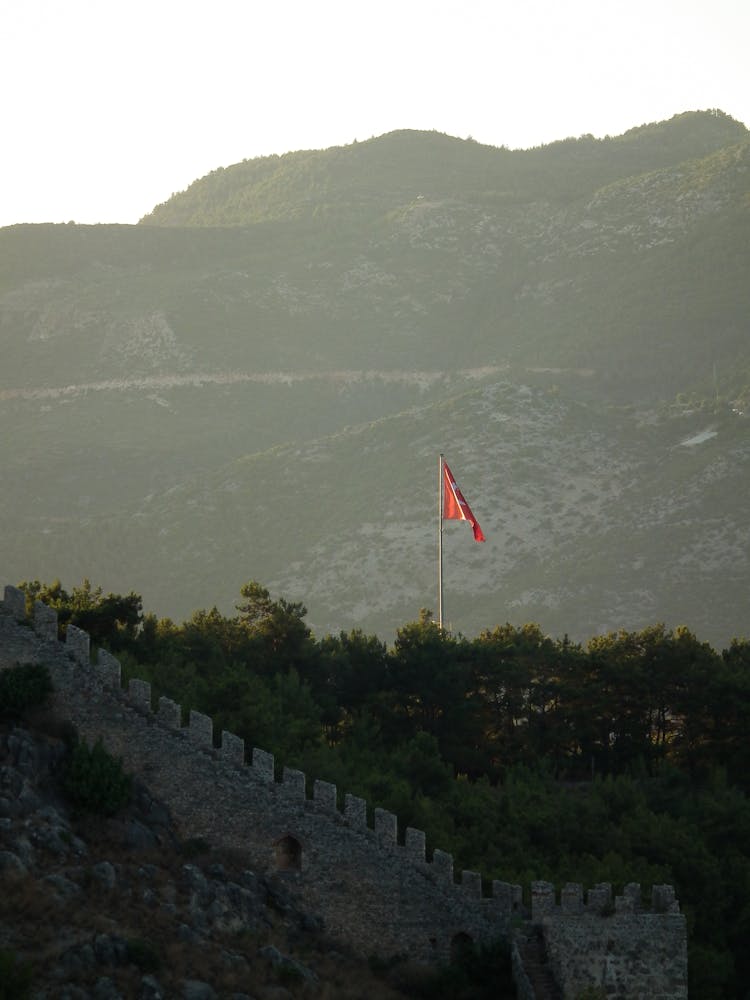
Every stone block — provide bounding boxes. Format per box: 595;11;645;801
189;710;213;747
616;882;642;913
96;648;122;688
3;585;26;620
405;827;426;863
33;601;57;641
531;881;555;921
282;767;305;798
561;882;583;914
652;884;679;914
461;870;482;898
314;779;337;812
432;849;453;883
220;730;245;765
344;793;367;827
587;882;613;913
128;678;151;710
492;880;513;911
65;624;90;665
252;748;274;783
374;807;397;845
158;696;181;728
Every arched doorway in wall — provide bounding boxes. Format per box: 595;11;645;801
274;833;302;871
450;932;474;964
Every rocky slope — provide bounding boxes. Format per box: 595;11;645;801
2;374;747;648
0;718;412;1000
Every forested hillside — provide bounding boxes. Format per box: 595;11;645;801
18;578;750;999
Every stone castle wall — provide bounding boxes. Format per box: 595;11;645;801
0;586;688;997
532;881;688;999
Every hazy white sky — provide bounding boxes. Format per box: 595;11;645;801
2;0;748;228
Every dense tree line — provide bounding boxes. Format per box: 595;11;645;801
20;578;750;998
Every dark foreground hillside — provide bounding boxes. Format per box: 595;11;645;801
0;722;419;1000
4;579;750;997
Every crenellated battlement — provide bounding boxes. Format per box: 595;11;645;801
1;585;688;997
115;659;502;884
530;880;680;921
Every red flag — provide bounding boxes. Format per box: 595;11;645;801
443;461;485;542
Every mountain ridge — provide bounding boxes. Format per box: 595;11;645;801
139;110;748;227
1;109;748;645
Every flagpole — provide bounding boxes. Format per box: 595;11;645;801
438;453;444;629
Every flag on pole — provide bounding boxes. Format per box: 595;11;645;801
442;461;485;542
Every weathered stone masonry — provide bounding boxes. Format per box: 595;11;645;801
1;586;688;998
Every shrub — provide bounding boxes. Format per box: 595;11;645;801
0;948;33;999
63;739;132;816
383;939;514;999
179;836;211;858
0;663;52;720
24;711;78;749
126;938;161;973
